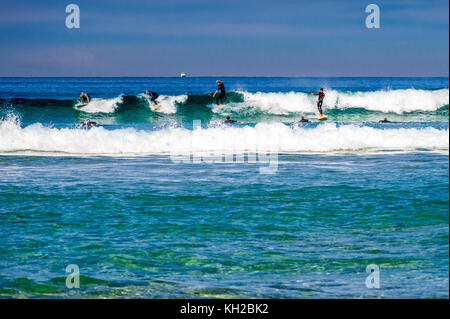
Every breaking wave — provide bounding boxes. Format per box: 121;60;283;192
1;116;447;155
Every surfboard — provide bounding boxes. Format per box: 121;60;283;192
76;103;89;108
206;104;216;109
318;115;328;121
148;101;161;110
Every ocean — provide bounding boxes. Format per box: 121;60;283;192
0;77;448;298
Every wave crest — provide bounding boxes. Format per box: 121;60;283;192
75;95;123;113
221;88;450;115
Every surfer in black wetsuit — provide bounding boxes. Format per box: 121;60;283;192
224;116;242;124
379;118;391;123
299;116;310;123
146;89;159;105
312;88;325;116
213;80;226;105
80;92;90;104
81;119;97;127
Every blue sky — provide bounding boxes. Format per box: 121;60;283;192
0;0;448;76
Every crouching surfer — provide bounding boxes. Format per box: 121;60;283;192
146;89;160;110
79;92;90;105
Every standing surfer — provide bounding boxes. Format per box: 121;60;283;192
213;80;226;105
312;88;325;117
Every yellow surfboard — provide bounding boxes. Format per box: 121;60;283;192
76;103;89;109
151;102;161;110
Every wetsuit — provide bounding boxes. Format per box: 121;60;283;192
379;119;391;123
224;119;239;124
82;120;97;127
216;83;226;105
80;95;89;103
314;91;325;114
148;91;159;104
300;118;310;123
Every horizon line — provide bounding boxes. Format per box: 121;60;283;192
0;76;449;79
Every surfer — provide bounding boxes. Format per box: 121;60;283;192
224;116;242;124
79;92;90;104
81;119;97;127
146;89;160;106
299;116;310;123
312;88;325;116
213;80;226;105
379;118;391;123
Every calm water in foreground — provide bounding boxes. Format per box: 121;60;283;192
0;153;448;298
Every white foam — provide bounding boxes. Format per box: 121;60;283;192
325;88;449;113
76;95;123;113
141;94;187;114
0;117;448;155
216;88;449;115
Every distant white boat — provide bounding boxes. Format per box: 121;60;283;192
180;73;186;78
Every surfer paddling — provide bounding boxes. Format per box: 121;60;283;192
224;116;242;124
81;119;97;128
299;116;310;123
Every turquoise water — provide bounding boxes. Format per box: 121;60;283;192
0;77;448;298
